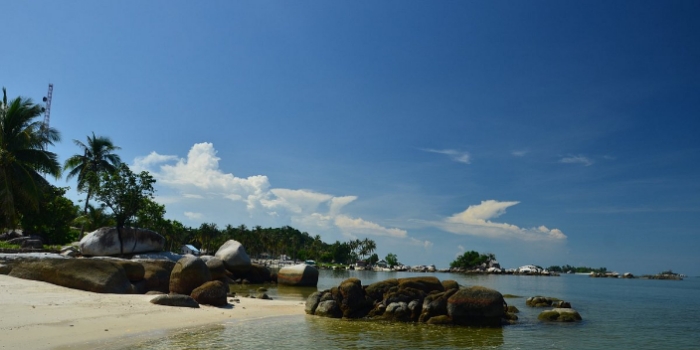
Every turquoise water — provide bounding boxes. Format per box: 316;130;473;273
120;271;700;349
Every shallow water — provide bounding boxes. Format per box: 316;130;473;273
120;271;700;349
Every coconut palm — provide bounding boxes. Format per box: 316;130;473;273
0;88;62;229
64;132;121;237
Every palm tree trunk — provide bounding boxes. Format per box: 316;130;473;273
79;189;92;239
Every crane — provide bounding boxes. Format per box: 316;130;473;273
42;83;53;137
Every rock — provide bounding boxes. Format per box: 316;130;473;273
277;264;319;287
256;292;271;300
60;245;79;257
107;259;145;282
441;279;459;291
397;276;444;294
447;286;505;326
506;305;520;313
138;259;176;293
199;255;214;262
338;278;370;318
315;300;342;318
205;257;227;281
248;264;273;283
169;256;212;295
384;286;426;305
538;308;582;322
384;302;410;321
214;240;251;271
79;227;164;256
9;258;132;293
305;291;322;315
552;301;572;308
419;288;458;322
426;315;453;325
0;264;11;275
150;294;200;308
526;296;560;307
191;280;229;306
131;251;183;262
364;279;398;301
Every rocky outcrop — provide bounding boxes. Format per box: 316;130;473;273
191;280;228;306
307;277;511;327
169;256;211;295
8;258;133;294
526;296;571;308
138;259;176;293
205;257;228;281
538;308;582;322
214;240;251;271
277;264;319;287
79;227;164;256
447;286;506;326
150;294;200;308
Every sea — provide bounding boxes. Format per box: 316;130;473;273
108;270;700;350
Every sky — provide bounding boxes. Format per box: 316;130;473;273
3;1;699;275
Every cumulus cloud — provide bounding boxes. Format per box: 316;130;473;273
560;155;593;166
133;142;425;247
422;148;471;164
439;200;567;241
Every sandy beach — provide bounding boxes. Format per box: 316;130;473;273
0;274;305;350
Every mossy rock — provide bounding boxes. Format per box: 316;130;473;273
426;315;453;325
441;279;459;291
397;276;444;294
526;296;561;307
538;308;582;322
364;278;398;301
507;305;520;313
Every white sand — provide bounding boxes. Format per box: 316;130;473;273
0;275;305;349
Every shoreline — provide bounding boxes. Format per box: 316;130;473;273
0;274;305;350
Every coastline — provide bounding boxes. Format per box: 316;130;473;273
0;274;304;350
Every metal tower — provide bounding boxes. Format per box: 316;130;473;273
42;83;53;137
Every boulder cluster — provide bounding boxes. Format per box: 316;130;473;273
305;276;515;326
526;295;582;322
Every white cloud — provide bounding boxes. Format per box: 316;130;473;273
133;142;426;248
560;155;593;166
184;211;203;220
439;200;567;241
334;215;408;238
511;150;529;157
422;148;471;164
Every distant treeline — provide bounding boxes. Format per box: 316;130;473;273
548;265;608;273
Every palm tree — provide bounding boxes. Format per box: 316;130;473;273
0;88;61;228
64;132;121;237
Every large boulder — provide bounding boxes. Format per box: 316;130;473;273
9;258;133;293
364;279;398;301
447;286;505;326
242;264;272;284
205;257;228;281
214;240;251;272
338;278;371;318
526;296;561;307
277;263;319;287
419;288;459;323
79;227;164;256
305;291;323;315
138;259;176;293
169;256;212;295
191;280;228;306
538;308;582;322
315;300;342;318
150;294;200;308
397;276;444;294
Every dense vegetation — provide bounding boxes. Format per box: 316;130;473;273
450;251;496;269
547;265;608;273
0;87;381;263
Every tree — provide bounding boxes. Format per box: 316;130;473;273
385;253;399;268
19;185;79;244
64;132;121;237
73;204;115;233
93;164;155;255
450;251;493;270
0;88;61;228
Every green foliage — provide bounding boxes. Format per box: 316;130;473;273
385;253;399;267
72;204;115;232
450;250;494;269
19;185;79;244
94;164;155;254
0;241;20;249
368;253;379;265
0;87;61;229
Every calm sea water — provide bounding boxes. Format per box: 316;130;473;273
114;271;700;350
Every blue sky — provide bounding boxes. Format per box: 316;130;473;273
3;1;699;275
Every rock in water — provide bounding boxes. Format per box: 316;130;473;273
277;263;319;287
538;308;582;322
169;256;212;295
447;286;505;326
150;294;200;308
79;227;165;256
214;240;251;271
191;280;228;306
